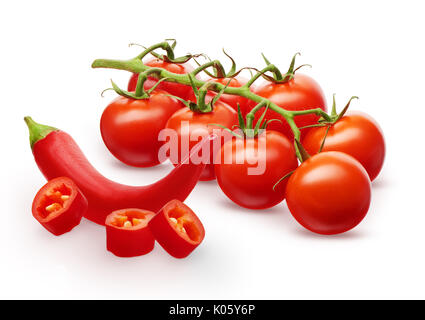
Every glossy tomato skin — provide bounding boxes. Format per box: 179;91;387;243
249;74;327;139
165;102;238;181
100;90;182;167
214;131;298;209
286;151;371;235
128;58;194;100
302;111;385;181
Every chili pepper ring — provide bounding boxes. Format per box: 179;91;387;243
149;200;205;259
32;176;88;236
105;209;155;257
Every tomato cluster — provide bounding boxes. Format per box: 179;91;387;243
98;51;385;236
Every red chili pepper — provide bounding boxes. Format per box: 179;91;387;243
32;177;88;236
105;208;155;257
148;200;205;259
24;117;213;225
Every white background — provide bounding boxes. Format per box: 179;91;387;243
1;0;424;299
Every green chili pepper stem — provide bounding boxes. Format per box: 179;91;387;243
24;116;57;149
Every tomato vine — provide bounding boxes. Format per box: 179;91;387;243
92;40;332;160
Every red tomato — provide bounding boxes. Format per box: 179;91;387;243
302;111;385;181
286;151;371;235
128;58;194;100
214;131;298;209
165;101;238;181
248;74;327;139
100;90;182;167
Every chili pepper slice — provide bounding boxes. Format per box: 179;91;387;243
105;209;155;257
32;177;88;236
148;200;205;259
24;116;215;225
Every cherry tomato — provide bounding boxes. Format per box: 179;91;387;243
128;58;195;100
286;151;371;235
214;131;298;209
100;90;182;167
248;74;327;139
302;111;385;181
165;101;238;181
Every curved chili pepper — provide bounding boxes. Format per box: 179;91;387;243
148;199;205;258
24;117;213;225
105;208;155;257
32;176;88;236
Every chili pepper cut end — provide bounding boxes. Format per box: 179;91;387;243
148;200;205;259
105;209;156;258
32;177;87;236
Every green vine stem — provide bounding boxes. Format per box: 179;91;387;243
134;68;162;97
92;43;332;161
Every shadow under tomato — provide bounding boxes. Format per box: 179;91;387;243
216;198;286;216
197;179;219;186
215;196;368;240
371;176;389;189
291;226;367;240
